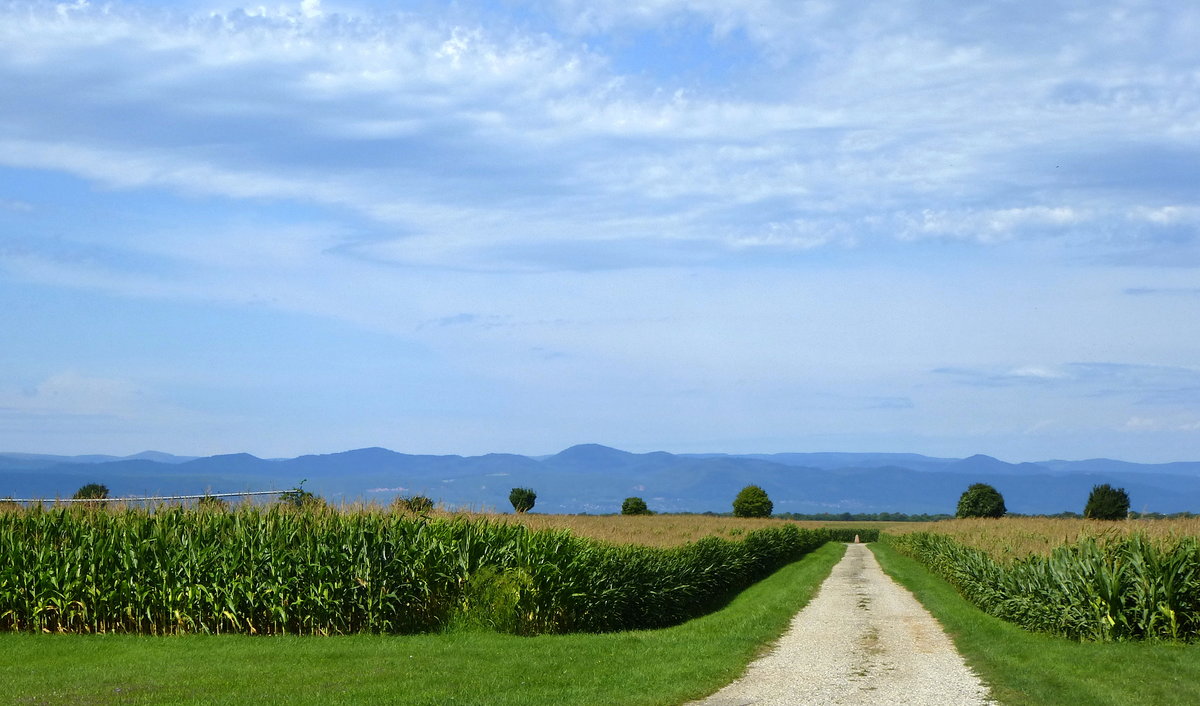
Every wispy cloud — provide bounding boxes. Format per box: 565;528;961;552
935;363;1200;404
2;1;1198;461
2;0;1197;277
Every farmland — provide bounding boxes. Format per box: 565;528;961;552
0;504;859;636
0;528;847;705
881;518;1200;641
4;507;1200;704
452;510;886;548
886;516;1200;558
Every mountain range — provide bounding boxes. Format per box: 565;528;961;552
3;445;1200;515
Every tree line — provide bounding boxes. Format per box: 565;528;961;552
33;481;1146;521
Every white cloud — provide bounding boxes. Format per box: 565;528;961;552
3;371;147;418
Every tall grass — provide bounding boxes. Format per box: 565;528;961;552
0;504;850;636
882;531;1200;641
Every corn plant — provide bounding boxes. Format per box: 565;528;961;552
883;531;1200;641
0;505;847;636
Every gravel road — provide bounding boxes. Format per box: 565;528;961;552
688;543;994;705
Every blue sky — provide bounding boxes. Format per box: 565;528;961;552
1;0;1198;462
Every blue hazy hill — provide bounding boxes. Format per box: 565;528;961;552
3;444;1200;514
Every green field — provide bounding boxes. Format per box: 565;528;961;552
0;543;845;705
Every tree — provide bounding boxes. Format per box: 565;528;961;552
1084;484;1130;520
732;485;773;518
279;480;324;510
509;487;536;514
72;483;109;500
621;496;651;515
395;495;434;514
956;483;1006;518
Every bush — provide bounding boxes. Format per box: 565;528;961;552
278;481;324;510
509;488;536;514
395;495;434;514
1084;484;1130;520
72;483;109;501
732;485;773;518
621;497;651;515
197;495;228;511
956;483;1006;518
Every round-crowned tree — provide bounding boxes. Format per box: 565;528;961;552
509;487;536;514
621;496;651;515
732;485;773;518
956;483;1006;518
1084;484;1130;520
72;483;109;500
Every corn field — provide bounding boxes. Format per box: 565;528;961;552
882;531;1200;641
0;504;858;636
886;516;1200;559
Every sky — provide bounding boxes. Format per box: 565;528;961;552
1;0;1198;463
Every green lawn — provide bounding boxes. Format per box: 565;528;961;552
871;541;1200;706
0;542;845;706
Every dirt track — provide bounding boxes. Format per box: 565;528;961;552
689;543;993;705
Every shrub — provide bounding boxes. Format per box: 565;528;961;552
621;497;651;515
956;483;1006;518
1084;484;1130;520
278;481;324;510
72;483;109;500
732;485;773;518
197;495;228;511
509;487;536;514
395;495;434;514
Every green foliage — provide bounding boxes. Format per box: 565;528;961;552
509;487;536;514
0;504;845;636
0;546;848;706
278;480;324;510
1084;483;1130;520
774;511;954;522
621;497;651;515
395;495;434;514
883;531;1200;641
196;495;228;511
956;483;1006;518
732;485;772;518
873;541;1200;706
72;483;109;500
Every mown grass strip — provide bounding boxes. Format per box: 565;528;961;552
0;542;845;706
870;541;1200;706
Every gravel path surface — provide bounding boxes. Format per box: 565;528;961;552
688;543;994;705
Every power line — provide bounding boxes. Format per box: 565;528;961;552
4;490;287;503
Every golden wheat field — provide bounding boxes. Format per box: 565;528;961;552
442;511;890;548
888;516;1200;559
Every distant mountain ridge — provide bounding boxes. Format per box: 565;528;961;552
3;445;1200;515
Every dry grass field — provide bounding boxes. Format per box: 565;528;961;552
887;516;1200;559
441;511;891;548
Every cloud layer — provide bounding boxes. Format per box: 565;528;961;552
1;0;1198;461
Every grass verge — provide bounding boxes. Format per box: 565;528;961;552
0;543;845;706
870;541;1200;705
